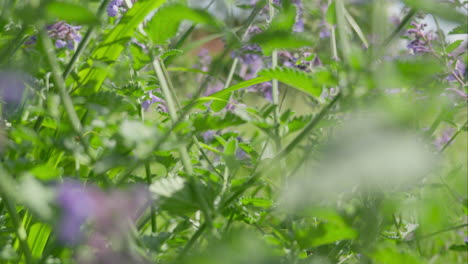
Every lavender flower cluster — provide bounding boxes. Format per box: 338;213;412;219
25;21;82;50
407;22;433;54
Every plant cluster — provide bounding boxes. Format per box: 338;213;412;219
0;0;466;263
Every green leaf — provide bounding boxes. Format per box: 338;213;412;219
75;0;167;94
294;209;357;248
241;197;273;209
46;1;98;25
325;2;336;25
449;24;468;35
192;77;272;110
259;67;334;97
224;138;238;157
30;163;62;180
145;3;222;45
129;42;151;70
27;223;51;259
191;112;245;132
270;0;296;32
446;39;464;53
403;0;466;24
250;31;313;55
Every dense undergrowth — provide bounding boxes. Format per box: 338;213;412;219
0;0;467;263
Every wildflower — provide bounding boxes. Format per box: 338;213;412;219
107;0;137;17
407;22;433;54
56;181;94;244
55;180;151;263
142;91;167;112
47;21;82;50
202;130;216;142
0;71;27;104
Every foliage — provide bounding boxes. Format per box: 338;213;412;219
0;0;466;264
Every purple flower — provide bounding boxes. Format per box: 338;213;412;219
407;22;433;54
107;0;137;17
47;21;82;50
0;71;27;104
292;0;304;33
445;88;468;100
55;180;151;263
107;0;124;17
202;130;216;142
56;181;95;244
142;91;167;112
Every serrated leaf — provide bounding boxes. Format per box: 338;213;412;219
270;0;296;32
449;24;468;35
145;4;222;45
259;67;334;97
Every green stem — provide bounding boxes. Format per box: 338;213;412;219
151;57;212;225
40;30;82;134
439;120;467;153
144;162;157;233
175;222;207;262
383;8;417;46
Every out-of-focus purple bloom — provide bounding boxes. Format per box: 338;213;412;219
236;147;248;160
56;181;94;244
142;91;167;112
250;81;273;102
407;22;433;54
434;128;454;151
47;21;82;50
196;49;224;97
0;71;27;104
55;180;151;263
202;130;216;142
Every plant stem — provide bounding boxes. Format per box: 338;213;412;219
62;0;112;80
144;162;157;233
40;29;83;134
383;8;417;46
151;57;212;225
